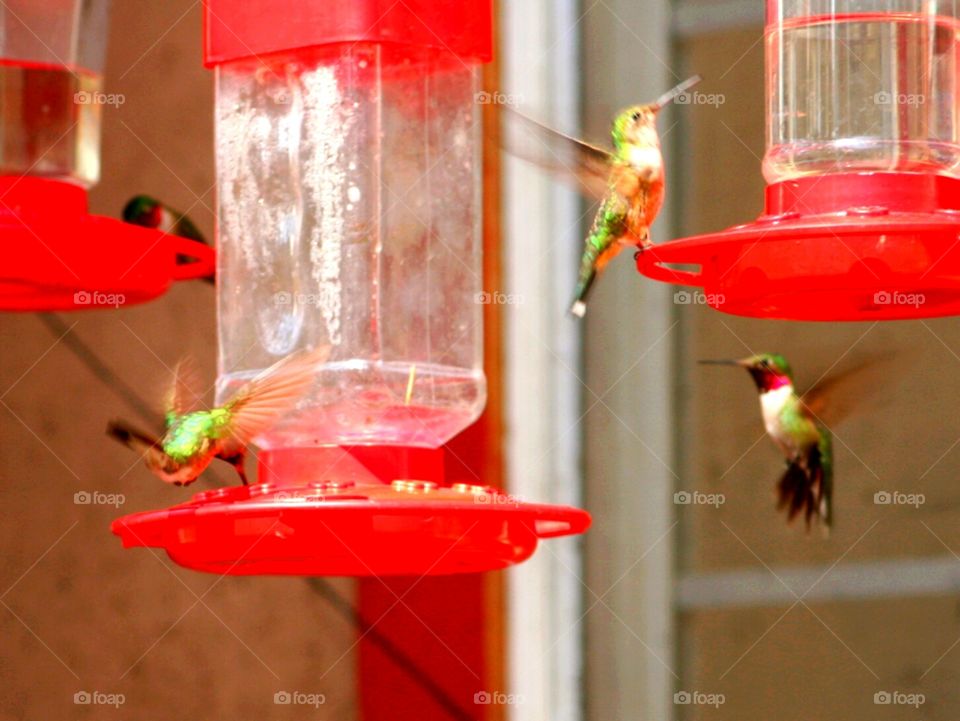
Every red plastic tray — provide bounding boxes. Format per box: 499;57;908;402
0;177;213;311
111;481;591;576
637;172;960;321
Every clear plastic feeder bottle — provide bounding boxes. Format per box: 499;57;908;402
0;0;109;186
210;2;489;469
765;0;960;183
110;0;591;576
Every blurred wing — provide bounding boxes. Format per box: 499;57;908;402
222;346;331;449
172;210;207;244
800;352;904;426
165;357;204;417
500;107;615;201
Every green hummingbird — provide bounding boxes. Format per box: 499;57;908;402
502;75;701;317
123;195;213;283
107;347;329;487
701;354;834;532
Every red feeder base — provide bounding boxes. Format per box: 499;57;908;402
0;177;213;311
111;447;591;576
637;172;960;321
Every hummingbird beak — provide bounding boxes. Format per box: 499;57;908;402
698;358;748;367
651;74;703;111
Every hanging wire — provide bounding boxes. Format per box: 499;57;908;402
35;312;476;721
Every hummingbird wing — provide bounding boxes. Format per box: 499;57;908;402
170;208;207;244
220;345;332;451
799;353;902;427
165;357;205;419
500;107;615;201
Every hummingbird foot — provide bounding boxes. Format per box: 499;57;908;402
219;451;249;486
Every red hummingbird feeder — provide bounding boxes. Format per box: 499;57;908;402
0;0;213;312
112;0;590;576
638;0;960;321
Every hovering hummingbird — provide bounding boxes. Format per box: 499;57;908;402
701;353;834;532
108;347;329;487
502;75;701;317
123;195;213;283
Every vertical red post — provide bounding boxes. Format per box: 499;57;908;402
357;16;504;719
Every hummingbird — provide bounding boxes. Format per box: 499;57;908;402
700;354;834;532
107;347;329;487
122;195;213;283
502;75;701;317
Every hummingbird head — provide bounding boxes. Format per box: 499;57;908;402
700;353;794;393
611;105;659;149
611;75;703;149
123;195;163;229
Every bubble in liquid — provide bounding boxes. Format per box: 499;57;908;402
347;185;361;203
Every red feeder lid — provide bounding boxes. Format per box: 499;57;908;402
0;177;214;311
112;447;590;576
638;172;960;321
203;0;493;65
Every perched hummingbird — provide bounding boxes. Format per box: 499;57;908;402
701;354;834;532
123;195;213;283
502;75;701;317
108;347;329;487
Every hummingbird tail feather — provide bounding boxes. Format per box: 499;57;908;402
569;269;597;318
107;419;160;452
777;441;831;533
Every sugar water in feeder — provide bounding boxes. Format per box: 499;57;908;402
765;0;960;182
0;0;107;186
214;48;486;452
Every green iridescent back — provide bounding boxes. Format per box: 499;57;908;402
162;409;231;462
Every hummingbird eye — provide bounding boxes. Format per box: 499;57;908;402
631;111;641;122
